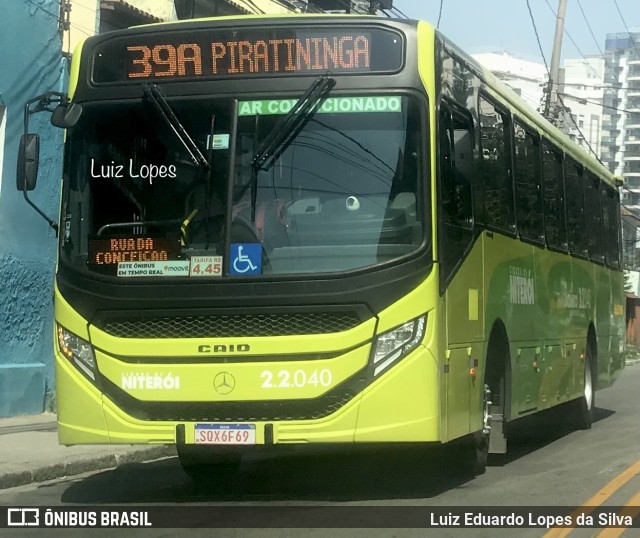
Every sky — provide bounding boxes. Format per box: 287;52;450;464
392;0;640;63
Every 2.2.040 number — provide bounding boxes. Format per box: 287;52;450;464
260;369;332;389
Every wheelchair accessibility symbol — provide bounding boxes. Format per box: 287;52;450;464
230;243;262;275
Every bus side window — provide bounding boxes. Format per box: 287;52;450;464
513;122;543;244
542;142;568;251
585;172;604;263
479;96;514;233
565;157;588;257
602;183;620;269
438;101;475;287
439;103;473;228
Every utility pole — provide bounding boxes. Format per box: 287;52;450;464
545;0;568;126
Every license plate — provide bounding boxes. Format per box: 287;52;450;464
194;423;256;445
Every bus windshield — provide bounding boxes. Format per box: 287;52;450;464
60;94;425;278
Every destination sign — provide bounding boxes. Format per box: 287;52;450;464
88;237;180;266
91;27;404;83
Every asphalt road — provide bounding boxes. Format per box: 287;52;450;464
2;363;639;538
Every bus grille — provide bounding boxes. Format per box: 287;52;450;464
100;374;366;422
96;312;362;339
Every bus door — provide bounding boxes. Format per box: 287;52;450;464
438;101;484;440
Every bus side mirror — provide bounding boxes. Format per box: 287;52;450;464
16;134;40;191
51;102;82;129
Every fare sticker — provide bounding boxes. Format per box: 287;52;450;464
189;256;222;277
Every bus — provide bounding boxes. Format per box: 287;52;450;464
17;13;625;478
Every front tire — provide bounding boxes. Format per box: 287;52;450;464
472;384;491;474
457;384;490;475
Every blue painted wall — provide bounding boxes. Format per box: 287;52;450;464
0;1;66;417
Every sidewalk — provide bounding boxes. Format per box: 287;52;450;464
0;413;175;490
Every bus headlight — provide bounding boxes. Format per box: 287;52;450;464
371;315;426;377
57;325;96;380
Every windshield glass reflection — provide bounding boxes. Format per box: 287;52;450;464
60;95;425;278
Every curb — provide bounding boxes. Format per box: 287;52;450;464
0;445;176;490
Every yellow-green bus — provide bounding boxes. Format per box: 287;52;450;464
17;14;625;478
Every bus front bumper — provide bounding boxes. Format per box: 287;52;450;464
55;346;441;446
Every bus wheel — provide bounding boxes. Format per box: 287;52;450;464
568;343;596;430
176;445;241;483
485;328;509;455
456;384;491;475
472;384;492;474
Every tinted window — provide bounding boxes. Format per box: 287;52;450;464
513;122;543;243
542;143;567;250
439;100;475;285
601;184;620;268
565;158;587;257
585;172;604;262
479;97;514;232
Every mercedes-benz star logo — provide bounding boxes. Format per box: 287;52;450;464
213;372;236;395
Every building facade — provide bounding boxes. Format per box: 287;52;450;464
561;57;606;158
602;33;640;272
64;0;176;55
603;33;640;208
472;52;547;112
0;1;67;417
64;0;308;55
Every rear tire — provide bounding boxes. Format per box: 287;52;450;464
568;342;596;430
485;328;509;455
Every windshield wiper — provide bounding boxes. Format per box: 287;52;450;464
143;83;208;168
252;75;335;171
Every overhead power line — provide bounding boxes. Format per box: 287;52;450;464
551;82;634;90
613;0;640;56
525;0;551;113
240;0;266;15
559;92;640;115
543;0;607;85
525;0;551;76
557;93;603;164
25;0;93;37
573;0;638;120
543;0;632;110
389;5;409;19
576;0;616;73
